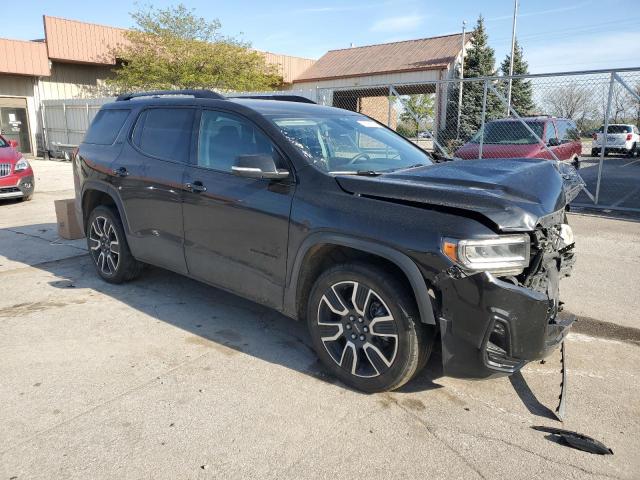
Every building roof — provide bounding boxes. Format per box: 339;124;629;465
44;15;129;65
0;38;50;76
293;33;464;83
0;15;314;82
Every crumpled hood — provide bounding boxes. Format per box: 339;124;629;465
335;158;584;232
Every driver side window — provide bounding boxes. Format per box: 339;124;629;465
198;110;277;172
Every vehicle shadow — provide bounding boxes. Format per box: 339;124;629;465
508;371;558;421
0;222;444;394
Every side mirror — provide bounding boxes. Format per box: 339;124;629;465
547;137;560;147
232;154;289;180
8;140;18;148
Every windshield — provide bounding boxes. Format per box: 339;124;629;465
270;115;432;174
470;121;545;145
0;137;6;148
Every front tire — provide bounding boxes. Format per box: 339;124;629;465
87;205;142;284
307;262;434;393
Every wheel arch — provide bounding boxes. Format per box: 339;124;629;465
81;181;130;234
284;233;436;325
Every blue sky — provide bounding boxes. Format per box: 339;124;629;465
4;0;640;73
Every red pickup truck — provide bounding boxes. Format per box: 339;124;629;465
454;116;582;169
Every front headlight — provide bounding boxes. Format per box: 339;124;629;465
14;158;29;172
442;234;530;275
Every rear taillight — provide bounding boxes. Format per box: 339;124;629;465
592;133;597;140
626;133;633;141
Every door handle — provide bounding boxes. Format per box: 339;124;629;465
112;167;129;177
184;181;207;193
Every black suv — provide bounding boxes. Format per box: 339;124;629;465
74;90;581;393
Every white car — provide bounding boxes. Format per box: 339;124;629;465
591;124;639;157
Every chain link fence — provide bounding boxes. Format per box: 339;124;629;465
318;68;640;212
40;68;640;212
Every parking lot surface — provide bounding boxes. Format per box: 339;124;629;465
1;160;639;479
574;156;640;210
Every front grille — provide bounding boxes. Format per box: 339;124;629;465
0;187;20;193
0;163;11;178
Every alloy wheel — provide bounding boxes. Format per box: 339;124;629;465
88;216;120;276
316;281;399;378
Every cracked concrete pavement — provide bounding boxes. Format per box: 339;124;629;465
0;160;638;479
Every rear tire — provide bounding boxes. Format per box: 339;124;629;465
307;262;435;393
86;205;142;284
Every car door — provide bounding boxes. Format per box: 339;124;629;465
119;106;195;274
182;109;295;308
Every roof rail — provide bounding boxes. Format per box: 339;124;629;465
116;89;225;101
230;95;316;104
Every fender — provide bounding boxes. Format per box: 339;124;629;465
81;180;132;235
284;232;436;325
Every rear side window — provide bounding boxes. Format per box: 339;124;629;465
84;109;130;145
555;120;579;142
599;125;632;133
133;108;194;162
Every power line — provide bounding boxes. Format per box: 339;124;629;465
491;16;640;43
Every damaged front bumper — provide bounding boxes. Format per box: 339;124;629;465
437;271;574;379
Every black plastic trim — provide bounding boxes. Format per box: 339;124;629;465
284;232;436;325
80;180;131;235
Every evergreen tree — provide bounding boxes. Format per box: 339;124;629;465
500;40;535;115
440;15;500;149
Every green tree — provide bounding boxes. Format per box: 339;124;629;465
399;94;435;137
500;40;535;115
108;4;281;92
440;15;500;149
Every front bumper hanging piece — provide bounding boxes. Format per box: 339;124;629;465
555;341;567;422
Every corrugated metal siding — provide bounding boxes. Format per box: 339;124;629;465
0;39;50;76
44;16;128;65
39;63;114;100
261;51;315;83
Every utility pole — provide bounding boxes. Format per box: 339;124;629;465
506;0;519;116
455;20;466;140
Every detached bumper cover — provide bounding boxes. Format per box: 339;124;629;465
437;272;574;379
